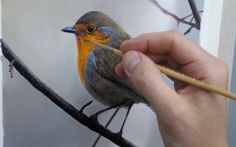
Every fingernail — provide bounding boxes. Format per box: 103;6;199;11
123;51;141;73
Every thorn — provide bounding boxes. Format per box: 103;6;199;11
9;59;15;78
0;39;3;47
184;26;194;35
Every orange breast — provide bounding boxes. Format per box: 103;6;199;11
76;31;110;83
76;38;94;82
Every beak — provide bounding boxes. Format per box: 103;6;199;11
61;27;77;34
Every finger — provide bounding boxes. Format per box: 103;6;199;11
121;30;213;65
143;53;181;70
121;51;181;111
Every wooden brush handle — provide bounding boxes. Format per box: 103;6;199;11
156;65;236;100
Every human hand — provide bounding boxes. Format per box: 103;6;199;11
115;30;228;147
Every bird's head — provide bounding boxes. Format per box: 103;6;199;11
62;11;130;82
62;11;130;47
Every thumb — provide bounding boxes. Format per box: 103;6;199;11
122;51;180;110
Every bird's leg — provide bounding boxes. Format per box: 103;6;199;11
80;100;93;113
117;103;133;137
90;101;126;120
91;108;120;147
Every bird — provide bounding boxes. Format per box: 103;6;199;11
62;11;148;145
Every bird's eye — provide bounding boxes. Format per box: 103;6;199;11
87;25;96;33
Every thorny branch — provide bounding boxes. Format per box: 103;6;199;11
150;0;202;33
1;39;135;147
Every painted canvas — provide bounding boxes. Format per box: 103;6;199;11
2;0;206;147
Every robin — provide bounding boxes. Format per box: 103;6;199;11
62;11;148;142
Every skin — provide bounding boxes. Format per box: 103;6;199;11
115;30;228;147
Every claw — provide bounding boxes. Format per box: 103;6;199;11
89;102;125;124
116;131;123;138
80;100;93;113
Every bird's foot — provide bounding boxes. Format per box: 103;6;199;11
89;103;123;122
89;113;99;122
115;131;123;138
80;100;93;113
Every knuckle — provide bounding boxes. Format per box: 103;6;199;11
168;30;184;47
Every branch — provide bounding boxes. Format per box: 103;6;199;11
150;0;198;29
181;11;203;20
184;16;195;35
184;26;194;35
188;0;201;29
1;39;135;147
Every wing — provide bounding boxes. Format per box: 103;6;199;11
90;46;149;104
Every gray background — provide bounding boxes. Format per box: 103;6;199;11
217;0;236;146
228;42;236;147
2;0;204;147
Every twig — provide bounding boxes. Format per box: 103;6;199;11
184;16;195;35
184;26;194;35
181;11;203;20
150;0;198;29
188;0;201;29
184;9;202;35
0;39;135;147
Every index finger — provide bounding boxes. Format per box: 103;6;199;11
121;30;213;65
